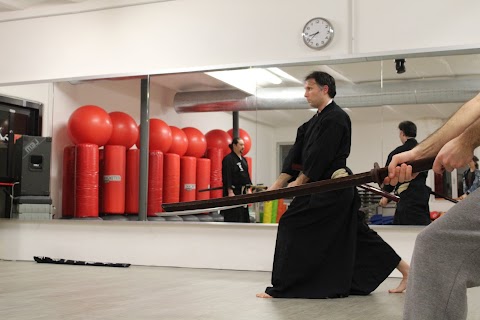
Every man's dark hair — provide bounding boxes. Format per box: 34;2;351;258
473;155;479;169
398;121;417;138
304;71;336;98
228;137;242;151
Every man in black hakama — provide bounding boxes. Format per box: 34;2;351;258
257;71;409;299
380;121;431;225
221;137;252;222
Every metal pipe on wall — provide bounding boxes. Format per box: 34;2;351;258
232;111;239;138
138;76;150;221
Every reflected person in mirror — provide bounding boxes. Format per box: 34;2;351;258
379;121;431;225
256;71;409;299
384;93;480;320
221;137;252;222
459;155;480;199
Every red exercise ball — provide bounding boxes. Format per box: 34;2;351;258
136;118;172;152
205;129;231;156
107;112;138;149
168;126;188;156
227;128;252;156
182;127;207;158
67;105;112;146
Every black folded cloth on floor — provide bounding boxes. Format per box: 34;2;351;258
34;256;130;268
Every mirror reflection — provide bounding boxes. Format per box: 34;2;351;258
2;52;480;225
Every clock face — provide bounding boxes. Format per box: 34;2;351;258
302;18;334;50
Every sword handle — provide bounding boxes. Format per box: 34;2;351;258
370;156;436;185
407;156;436;173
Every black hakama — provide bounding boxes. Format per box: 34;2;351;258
266;189;401;298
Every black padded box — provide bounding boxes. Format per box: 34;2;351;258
14;135;52;196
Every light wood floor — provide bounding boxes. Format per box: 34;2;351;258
1;260;480;320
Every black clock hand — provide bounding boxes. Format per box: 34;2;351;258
307;31;319;41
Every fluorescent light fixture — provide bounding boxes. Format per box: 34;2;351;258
254;68;282;85
267;67;302;83
205;68;282;95
384;105;396;112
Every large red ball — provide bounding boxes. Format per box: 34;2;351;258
136;118;172;152
67;105;113;146
168;126;188;156
182;127;207;158
106;112;138;149
205;129;232;156
227;128;252;156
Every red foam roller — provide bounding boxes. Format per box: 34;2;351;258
62;146;76;218
206;148;223;199
163;153;181;205
98;148;104;214
148;151;163;216
180;156;196;202
75;144;99;218
125;149;140;214
196;158;211;201
103;145;126;214
245;156;252;182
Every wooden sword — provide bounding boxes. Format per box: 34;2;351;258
162;157;434;212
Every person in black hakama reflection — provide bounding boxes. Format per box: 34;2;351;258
221;137;252;222
256;71;409;299
379;121;431;225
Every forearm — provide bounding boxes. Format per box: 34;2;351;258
457;116;480;151
295;172;310;185
416;93;480;157
269;173;293;190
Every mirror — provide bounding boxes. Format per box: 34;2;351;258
4;51;478;224
156;53;479;225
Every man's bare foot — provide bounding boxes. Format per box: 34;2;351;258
389;259;409;293
388;277;407;293
256;292;273;298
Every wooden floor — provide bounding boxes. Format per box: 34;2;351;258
1;260;480;320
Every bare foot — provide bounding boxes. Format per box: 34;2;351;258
389;259;409;293
256;292;273;298
388;277;407;293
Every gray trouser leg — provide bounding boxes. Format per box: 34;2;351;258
404;189;480;320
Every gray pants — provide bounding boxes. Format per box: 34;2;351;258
404;189;480;320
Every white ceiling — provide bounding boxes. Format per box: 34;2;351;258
0;0;89;12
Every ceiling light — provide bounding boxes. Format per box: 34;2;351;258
267;67;302;83
205;68;282;95
252;68;282;85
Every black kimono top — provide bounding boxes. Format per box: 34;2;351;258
222;152;252;196
282;101;351;182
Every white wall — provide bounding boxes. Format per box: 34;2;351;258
0;0;479;85
354;0;480;53
0;219;420;277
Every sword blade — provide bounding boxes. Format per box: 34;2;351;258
153;204;246;216
162;157;435;212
